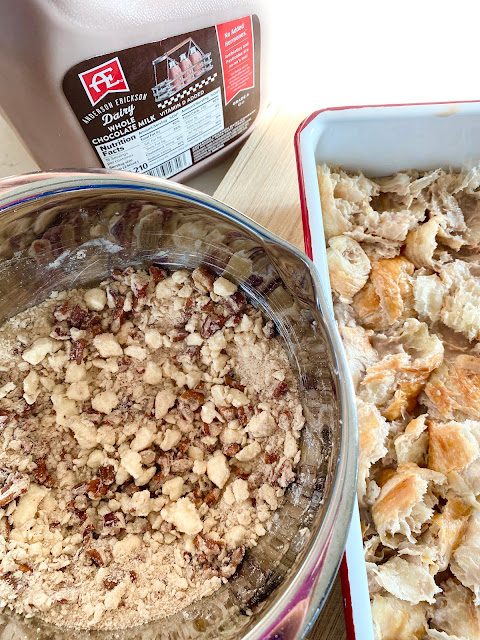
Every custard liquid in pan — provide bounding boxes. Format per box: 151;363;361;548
0;170;357;640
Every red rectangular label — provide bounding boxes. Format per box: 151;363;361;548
216;17;254;105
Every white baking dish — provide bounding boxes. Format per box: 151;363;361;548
294;100;480;640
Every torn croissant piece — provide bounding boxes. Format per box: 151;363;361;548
360;319;444;420
333;168;379;203
429;187;467;251
438;260;480;342
364;535;385;564
394;414;429;466
430;578;480;639
374;172;412;197
450;515;480;605
371;593;428;640
423;355;480;421
352;199;426;245
422;491;471;572
408;168;442;196
338;324;377;389
317;164;353;239
429;419;480;508
369;556;441;604
428;420;479;476
352;256;415;330
372;463;446;548
327;235;371;302
357;400;389;507
404;218;439;268
413;274;447;325
317;164;380;240
458;190;480;250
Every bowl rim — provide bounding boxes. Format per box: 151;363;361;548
0;169;358;640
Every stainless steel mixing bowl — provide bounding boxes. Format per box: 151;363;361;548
0;170;357;640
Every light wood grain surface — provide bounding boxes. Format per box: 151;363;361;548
0;106;347;639
214;105;347;640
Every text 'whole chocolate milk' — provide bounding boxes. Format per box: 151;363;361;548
0;0;270;181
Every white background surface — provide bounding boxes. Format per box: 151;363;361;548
269;0;478;110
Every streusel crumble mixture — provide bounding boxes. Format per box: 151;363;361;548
0;265;304;629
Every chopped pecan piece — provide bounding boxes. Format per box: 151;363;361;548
225;375;245;392
180;390;205;411
51;322;70;340
220;546;245;579
171;328;189;342
0;572;20;589
111;269;122;281
170;458;194;474
201;300;215;313
82;519;95;539
149;265;167;282
202;420;222;437
86;477;108;500
237;405;254;426
99;464;116;486
90;322;103;337
140;449;156;466
225;292;247;314
53;304;70;322
103;512;126;535
33;459;55;488
72;482;88;496
272;381;288;398
264;450;279;464
204;488;221;505
201;314;225;339
234;466;250;480
17;564;32;573
104;575;121;590
192;266;215;293
69;305;89;329
0;518;11;539
86;547;112;567
73;495;88;511
132;278;149;300
17;400;36;418
0;471;30;508
156;453;172;476
149;471;168;494
223;443;241;457
194;534;224;555
70;339;87;365
123;482;140;497
129;570;137;582
177;439;190;455
110;295;126;333
217;406;236;421
175;345;200;365
272;460;295;488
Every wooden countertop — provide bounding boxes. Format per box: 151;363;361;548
0;106;347;640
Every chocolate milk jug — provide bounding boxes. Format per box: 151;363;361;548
0;0;270;181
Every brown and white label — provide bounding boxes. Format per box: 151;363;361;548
63;16;260;178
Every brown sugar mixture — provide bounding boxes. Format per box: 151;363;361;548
0;266;304;630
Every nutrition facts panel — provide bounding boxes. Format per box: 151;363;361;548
94;88;224;178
